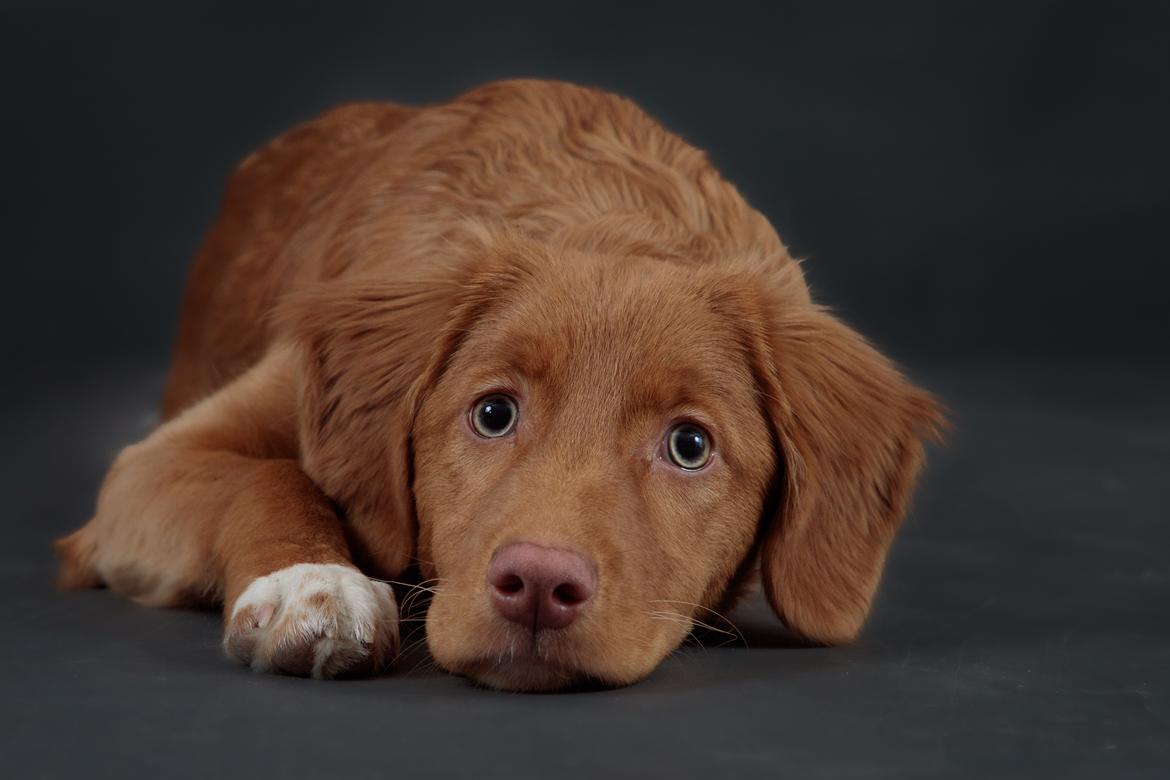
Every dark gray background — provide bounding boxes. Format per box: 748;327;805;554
1;2;1167;778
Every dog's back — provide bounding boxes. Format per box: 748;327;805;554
162;80;782;416
162;101;417;415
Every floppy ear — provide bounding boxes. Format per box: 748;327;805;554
748;275;945;645
274;275;458;579
274;239;543;579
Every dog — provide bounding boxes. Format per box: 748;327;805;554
55;79;944;690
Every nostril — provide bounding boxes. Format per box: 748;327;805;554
551;582;589;606
486;542;597;630
495;573;524;595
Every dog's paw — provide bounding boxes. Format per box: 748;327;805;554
224;563;399;678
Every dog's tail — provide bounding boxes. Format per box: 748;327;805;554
54;524;103;590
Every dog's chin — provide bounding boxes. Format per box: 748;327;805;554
433;635;642;692
457;657;604;692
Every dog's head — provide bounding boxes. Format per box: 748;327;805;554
283;230;943;691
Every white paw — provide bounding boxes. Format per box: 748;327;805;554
224;563;399;678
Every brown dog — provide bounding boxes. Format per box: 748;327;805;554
55;80;943;690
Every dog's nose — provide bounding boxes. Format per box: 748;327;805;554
486;542;596;631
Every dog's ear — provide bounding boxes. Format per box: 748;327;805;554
734;263;945;645
275;240;541;579
275;274;456;578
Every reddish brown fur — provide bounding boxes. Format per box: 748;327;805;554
56;80;944;690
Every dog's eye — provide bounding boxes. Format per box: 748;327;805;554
666;423;711;470
471;394;518;438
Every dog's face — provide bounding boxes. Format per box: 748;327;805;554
289;234;943;691
412;252;776;689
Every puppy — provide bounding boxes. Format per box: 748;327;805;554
56;80;943;690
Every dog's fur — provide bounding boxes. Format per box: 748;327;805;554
55;80;943;690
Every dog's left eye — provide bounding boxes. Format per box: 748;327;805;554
471;394;518;438
666;423;712;470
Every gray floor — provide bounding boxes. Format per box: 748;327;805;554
2;358;1167;778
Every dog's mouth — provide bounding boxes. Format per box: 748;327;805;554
453;650;608;692
435;626;618;692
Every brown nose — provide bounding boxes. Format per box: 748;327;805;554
486;542;597;631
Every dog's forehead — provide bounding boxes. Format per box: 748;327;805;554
466;259;753;407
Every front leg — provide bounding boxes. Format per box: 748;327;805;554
215;458;400;678
55;346;400;677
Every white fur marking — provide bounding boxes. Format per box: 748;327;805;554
226;563;399;678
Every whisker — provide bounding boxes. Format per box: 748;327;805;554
645;609;737;638
647;599;747;648
400;589;436;617
648;599;740;629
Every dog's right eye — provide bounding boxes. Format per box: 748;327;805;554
665;422;712;470
470;394;518;438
